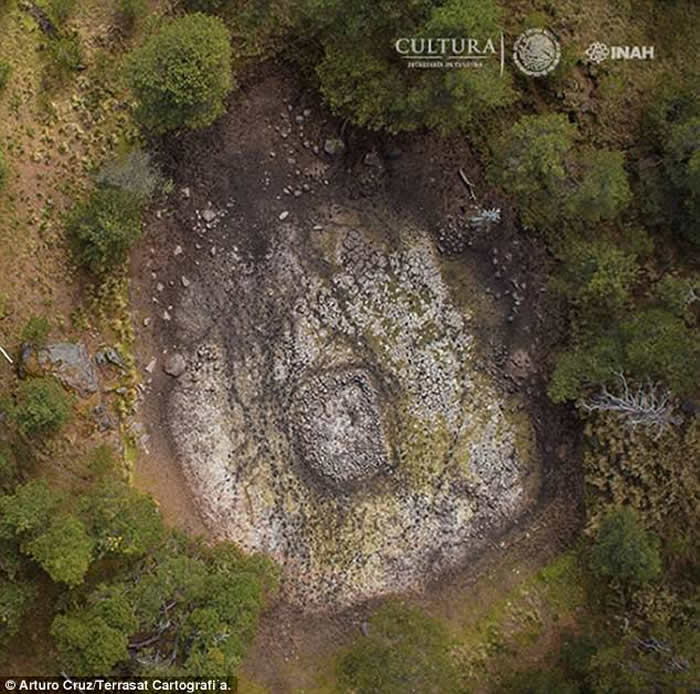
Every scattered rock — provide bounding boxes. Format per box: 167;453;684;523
95;346;127;371
163;311;172;321
323;137;345;156
202;208;216;223
279;211;290;221
181;276;191;288
174;245;183;257
163;353;187;378
145;358;157;374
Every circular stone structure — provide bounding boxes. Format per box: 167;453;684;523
290;368;391;491
166;204;537;610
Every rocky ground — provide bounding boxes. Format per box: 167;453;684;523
130;66;577;612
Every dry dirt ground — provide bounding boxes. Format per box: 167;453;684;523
129;62;584;691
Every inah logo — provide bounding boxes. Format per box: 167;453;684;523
585;41;655;63
513;28;561;77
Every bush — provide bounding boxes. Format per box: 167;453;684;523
0;60;10;93
45;33;84;84
127;13;235;134
45;0;76;25
95;149;164;200
14;377;72;437
67;186;143;276
21;314;51;346
0;147;7;189
590;508;662;586
116;0;146;33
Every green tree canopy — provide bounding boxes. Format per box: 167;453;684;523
67;186;143;276
25;514;94;587
590;507;662;586
127;13;234;134
312;0;514;134
14;377;72;437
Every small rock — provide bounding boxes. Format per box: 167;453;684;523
181;276;191;288
363;151;383;168
323;137;345;156
164;353;187;378
145;358;157;374
156;282;164;292
202;208;216;223
303;108;311;117
143;317;151;327
279;211;290;221
210;246;217;257
174;245;183;257
163;311;171;321
181;187;191;199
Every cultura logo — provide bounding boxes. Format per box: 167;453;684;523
394;36;504;72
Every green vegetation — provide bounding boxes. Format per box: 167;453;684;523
309;0;514;134
490;114;630;230
0;60;10;93
127;13;235;134
67;186;143;277
337;602;460;693
590;508;661;587
21;314;51;346
0;146;7;189
13;378;72;437
0;455;278;677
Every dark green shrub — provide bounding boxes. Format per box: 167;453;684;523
0;60;11;93
590;508;662;586
0;148;7;190
67;186;143;276
14;378;72;437
21;314;51;346
45;33;84;84
181;0;224;12
116;0;147;32
45;0;76;25
127;13;234;134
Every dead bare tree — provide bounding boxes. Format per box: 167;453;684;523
580;372;679;438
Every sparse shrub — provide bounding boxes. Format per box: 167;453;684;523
21;314;51;346
337;602;460;693
0;60;10;93
95;149;164;200
45;0;76;26
590;507;662;586
116;0;146;33
14;377;72;437
67;186;143;276
45;33;84;84
127;13;235;134
0;147;7;189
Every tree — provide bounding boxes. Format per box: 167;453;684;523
551;240;639;315
491;114;630;230
80;479;164;559
0;580;37;648
566;149;631;223
590;508;661;586
313;0;514;134
25;514;94;587
491;113;576;228
67;186;143;276
14;377;72;436
51;610;130;676
127;13;234;134
337;602;460;694
0;479;64;539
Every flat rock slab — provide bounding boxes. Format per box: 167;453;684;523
21;342;99;396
